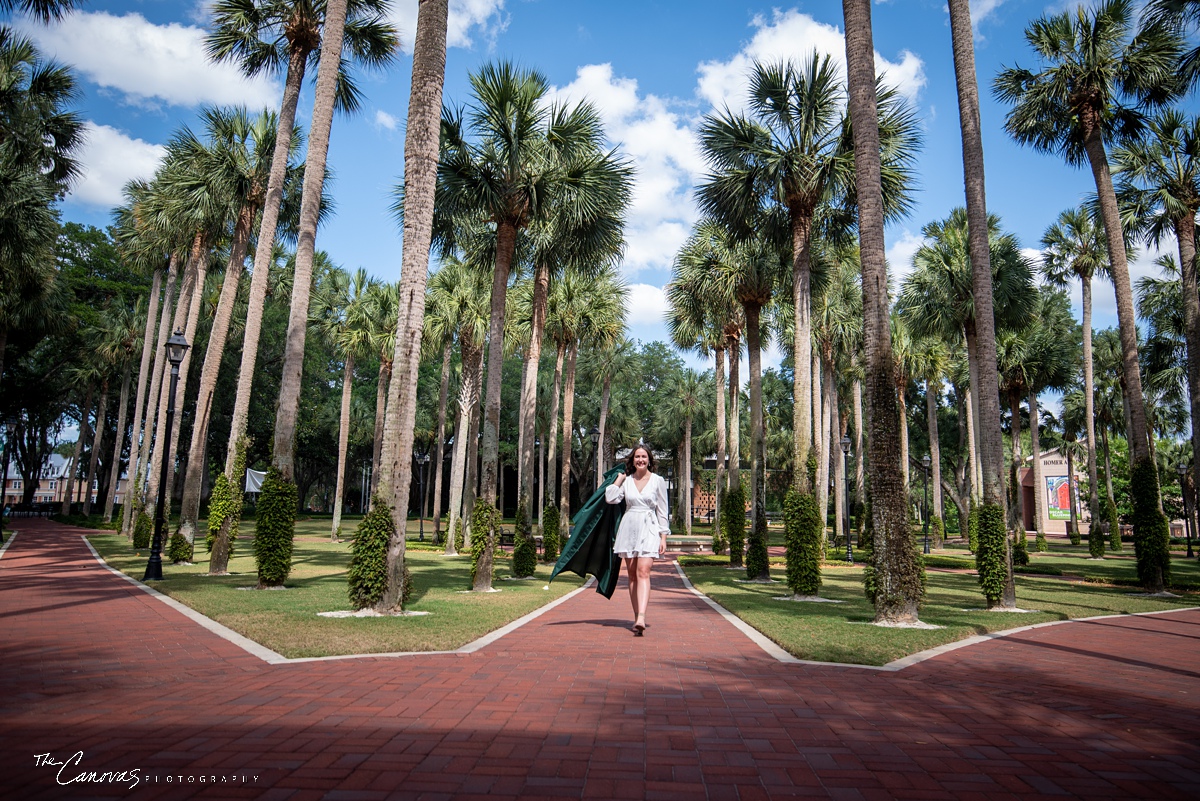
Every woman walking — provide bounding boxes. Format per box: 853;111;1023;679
606;444;669;635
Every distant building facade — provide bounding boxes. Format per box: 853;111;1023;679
1019;448;1086;534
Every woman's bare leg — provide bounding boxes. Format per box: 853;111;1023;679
624;557;638;620
633;557;653;626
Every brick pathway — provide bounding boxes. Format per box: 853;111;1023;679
1;519;1198;800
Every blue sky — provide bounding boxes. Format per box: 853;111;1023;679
14;0;1190;364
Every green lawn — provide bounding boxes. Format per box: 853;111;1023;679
88;529;584;659
679;546;1200;666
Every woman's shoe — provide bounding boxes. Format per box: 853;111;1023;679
632;621;646;636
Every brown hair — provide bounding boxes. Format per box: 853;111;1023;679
624;444;656;475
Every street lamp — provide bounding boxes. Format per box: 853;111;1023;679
922;453;932;555
841;435;851;563
144;330;189;581
1177;462;1193;559
588;426;600;492
0;415;17;544
415;451;430;542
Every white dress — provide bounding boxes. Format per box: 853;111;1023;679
606;472;670;559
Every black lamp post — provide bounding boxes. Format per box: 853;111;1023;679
588;426;600;492
1178;462;1193;559
144;330;189;581
841;435;852;563
0;415;17;544
922;453;932;555
415;451;430;542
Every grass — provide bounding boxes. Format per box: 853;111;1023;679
88;527;585;659
679;544;1200;666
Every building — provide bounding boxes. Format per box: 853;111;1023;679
3;454;130;509
1019;448;1086;534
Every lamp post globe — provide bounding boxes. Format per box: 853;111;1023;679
144;330;189;581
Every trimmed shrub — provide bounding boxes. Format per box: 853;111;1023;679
1103;495;1122;552
722;485;746;567
1086;507;1106;558
784;489;822;596
974;503;1009;606
254;468;297;588
512;495;537;578
470;502;502;589
454;518;465;553
1130;457;1170;591
930;515;944;550
1036;529;1050;551
711;496;729;554
1067;523;1081;547
967;506;980;553
167;529;191;563
132;510;152;550
541;505;560;562
208;438;247;574
745;490;769;581
347;497;398;610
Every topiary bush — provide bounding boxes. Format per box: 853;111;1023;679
1013;528;1030;566
1102;495;1122;552
1036;529;1050;551
208;438;247;574
254;468;297;588
974;503;1009;606
967;506;980;553
347;496;400;610
711;496;729;555
1087;508;1106;559
512;495;537;578
167;528;192;563
132;510;152;550
541;505;560;562
722;485;746;567
784;488;822;596
931;515;944;550
1130;457;1170;591
745;490;769;581
454;518;465;553
470;502;501;590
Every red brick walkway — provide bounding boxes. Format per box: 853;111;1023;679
1;519;1197;800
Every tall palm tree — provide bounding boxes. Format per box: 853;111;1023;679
363;280;398;492
995;0;1181;591
697;55;919;495
98;301;142;523
312;266;375;539
0;0;79;21
661;370;704;538
842;0;924;624
369;0;448;611
1113;109;1200;533
206;0;398;520
1041;206;1110;534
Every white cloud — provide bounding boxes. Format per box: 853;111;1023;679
887;228;925;285
695;8;926;114
375;110;399;131
549;64;703;278
24;12;278;109
391;0;508;51
69;123;166;208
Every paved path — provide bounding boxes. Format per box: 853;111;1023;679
1;519;1198;800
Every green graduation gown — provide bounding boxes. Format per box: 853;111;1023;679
549;464;626;598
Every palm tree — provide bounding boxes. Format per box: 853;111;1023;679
98;301;142;523
312;266;375;539
1041;206;1110;535
1113;109;1200;539
842;0;924;624
369;0;449;611
0;0;79;21
697;55;919;495
995;0;1181;591
363;280;398;492
206;0;398;511
661;370;704;538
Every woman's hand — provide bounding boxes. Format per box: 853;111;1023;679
659;532;667;556
614;474;626;487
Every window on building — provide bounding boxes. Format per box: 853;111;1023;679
12;480;20;490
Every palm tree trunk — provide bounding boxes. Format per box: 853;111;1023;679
122;265;164;531
63;384;93;516
926;375;943;524
834;400;845;545
331;353;355;539
1009;391;1024;530
517;259;551;522
1029;390;1046;539
683;415;693;537
898;379;909;491
446;338;482;554
83;379;109;517
371;354;390;495
222;43;310;482
714;344;727;529
545;342;565;508
1175;215;1200;533
478;220;518;509
432;339;452;537
843;0;922;623
597;374;611;482
1102;424;1115;504
130;258;179;532
791;213;815;491
1067;446;1078;539
1082;277;1100;525
374;3;451;613
462;359;483;540
272;0;348;482
179;202;255;545
104;358;132;523
746;302;765;576
853;376;864;504
814;350;829;525
727;331;741;488
557;341;580;542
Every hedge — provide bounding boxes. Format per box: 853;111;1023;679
254;468;297;588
